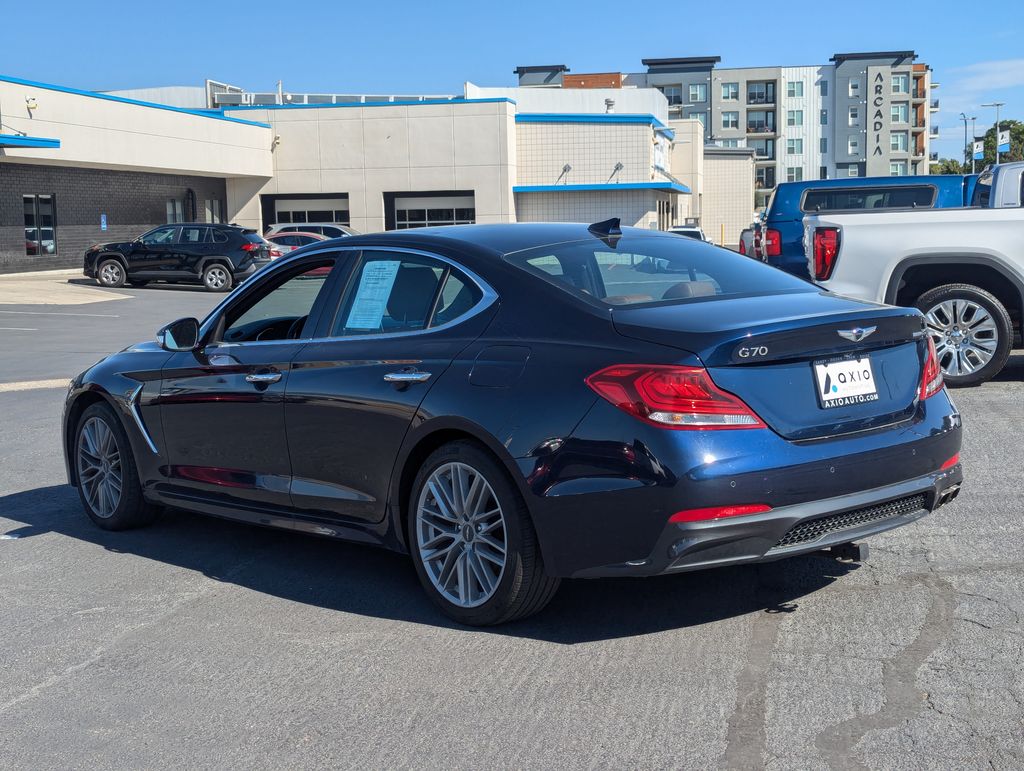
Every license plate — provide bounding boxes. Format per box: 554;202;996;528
813;356;879;409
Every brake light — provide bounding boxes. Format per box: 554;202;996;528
919;336;944;400
241;242;260;252
585;364;766;430
738;239;747;255
669;504;772;523
812;227;841;280
763;228;781;257
269;248;283;259
939;453;960;470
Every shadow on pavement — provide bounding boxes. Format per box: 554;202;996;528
67;278;211;294
2;484;859;643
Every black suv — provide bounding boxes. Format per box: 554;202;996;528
84;223;271;292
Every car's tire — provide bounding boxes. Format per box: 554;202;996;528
74;402;158;531
96;259;126;288
915;283;1012;387
407;441;560;625
127;280;149;288
202;263;233;292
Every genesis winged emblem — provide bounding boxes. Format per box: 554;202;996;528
837;325;877;343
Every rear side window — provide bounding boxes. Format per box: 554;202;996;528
212;229;229;244
332;252;481;336
801;185;935;213
505;236;811;308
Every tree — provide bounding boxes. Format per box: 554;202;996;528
930;158;966;175
963;119;1024;168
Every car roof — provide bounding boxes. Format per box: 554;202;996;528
267;231;326;238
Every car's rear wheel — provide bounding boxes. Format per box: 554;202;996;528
97;259;126;288
408;441;560;625
202;264;233;292
916;283;1012;387
75;402;157;530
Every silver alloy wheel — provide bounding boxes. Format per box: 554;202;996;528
924;299;999;378
77;416;123;519
205;266;229;289
415;461;507;608
99;262;122;285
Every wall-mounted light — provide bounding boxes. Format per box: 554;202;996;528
25;96;38;112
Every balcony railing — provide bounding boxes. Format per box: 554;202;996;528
930;99;940;111
913;88;926;99
747;95;776;106
929;151;939;161
929;126;940;137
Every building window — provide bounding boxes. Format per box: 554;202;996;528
755;166;776;189
786;138;803;154
166;199;184;223
891;73;909;94
786;110;803;127
721;111;739;129
890;161;908;176
688;83;707;103
747;111;775;133
848;106;860;126
849;79;861;97
687;111;707;126
848;137;860;155
660;85;682;106
820;137;828;154
820;166;829;179
747;82;775;105
891;102;909;123
395;196;475;229
820;109;828;125
786;81;804;98
23;194;56;256
848;166;860;177
204;199;223;223
890;131;909;152
820;81;829;97
787;167;804;182
719;138;740;148
750;138;774;159
721;82;739;101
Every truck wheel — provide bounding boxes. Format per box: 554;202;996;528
202;264;233;292
97;259;126;288
916;283;1012;387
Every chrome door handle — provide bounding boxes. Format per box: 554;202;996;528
383;371;432;384
245;371;282;384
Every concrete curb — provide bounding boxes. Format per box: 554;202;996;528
0;268;81;279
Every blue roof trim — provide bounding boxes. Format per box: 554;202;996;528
215;97;516;112
516;113;671;129
0;133;60;149
0;74;272;128
513;182;691;194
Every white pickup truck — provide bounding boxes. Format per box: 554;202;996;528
803;161;1024;386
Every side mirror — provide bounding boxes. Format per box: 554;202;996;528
157;317;200;352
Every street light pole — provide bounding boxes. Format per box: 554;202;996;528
960;112;969;170
982;101;1005;164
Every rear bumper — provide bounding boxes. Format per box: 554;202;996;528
571;464;962;577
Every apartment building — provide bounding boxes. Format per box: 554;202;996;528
534;51;937;207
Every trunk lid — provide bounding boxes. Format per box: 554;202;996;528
612;291;927;441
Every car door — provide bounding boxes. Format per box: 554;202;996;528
130;225;178;277
284;247;496;525
157;251;344;519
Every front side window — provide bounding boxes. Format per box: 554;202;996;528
332;253;481;336
140;226;178;245
721;82;739;101
721;111;739;129
505;237;810;309
222;259;337;343
787;81;804;98
23;194;56;256
688;83;707;103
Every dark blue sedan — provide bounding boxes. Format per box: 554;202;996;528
62;220;963;625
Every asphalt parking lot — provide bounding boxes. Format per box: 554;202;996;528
1;271;1022;769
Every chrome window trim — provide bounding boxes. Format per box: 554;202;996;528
199;245;497;348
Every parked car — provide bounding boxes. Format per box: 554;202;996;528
265;231;329;256
803;161;1024;387
759;174;979;277
63;220;962;625
84;223;270;292
667;225;707;241
264;223;358;240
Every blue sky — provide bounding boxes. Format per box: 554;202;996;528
4;0;1022;160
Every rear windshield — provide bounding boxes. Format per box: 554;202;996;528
503;236;812;308
801;185;936;213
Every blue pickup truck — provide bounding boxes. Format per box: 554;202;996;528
757;174;979;278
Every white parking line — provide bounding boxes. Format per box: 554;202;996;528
0;327;38;331
0;310;119;318
0;379;70;393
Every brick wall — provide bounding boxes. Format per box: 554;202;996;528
0;163;227;273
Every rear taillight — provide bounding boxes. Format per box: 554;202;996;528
585;364;766;430
920;336;944;400
269;248;283;259
669;504;772;523
738;238;747;255
763;228;781;257
812;227;841;280
241;242;260;252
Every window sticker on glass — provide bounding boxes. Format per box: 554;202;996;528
345;260;401;329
